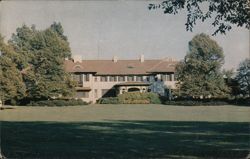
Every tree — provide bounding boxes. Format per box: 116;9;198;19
9;23;75;100
0;35;26;104
9;24;36;70
222;69;241;97
235;58;250;96
148;0;250;35
176;33;229;98
222;69;234;79
50;22;68;41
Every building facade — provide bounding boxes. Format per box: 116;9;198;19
64;55;178;103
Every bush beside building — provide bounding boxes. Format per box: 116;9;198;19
98;92;161;104
27;99;88;106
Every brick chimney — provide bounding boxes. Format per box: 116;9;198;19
72;55;82;63
113;55;118;63
140;54;144;63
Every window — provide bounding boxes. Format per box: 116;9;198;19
73;74;83;86
174;73;177;81
136;76;143;82
166;73;174;81
100;76;108;82
109;76;117;82
166;74;171;81
94;76;98;82
161;74;167;81
84;74;90;82
94;89;98;98
127;76;134;82
146;77;150;82
83;92;89;98
76;91;89;98
169;74;173;81
148;76;155;82
118;76;125;82
76;91;82;98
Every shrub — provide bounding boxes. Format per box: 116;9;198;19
164;100;229;106
163;97;250;106
98;92;161;104
146;92;162;104
27;99;88;106
97;97;120;104
228;97;250;106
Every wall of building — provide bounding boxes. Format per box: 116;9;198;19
73;73;177;103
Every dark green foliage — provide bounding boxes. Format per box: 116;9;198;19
176;33;229;98
97;97;120;104
164;99;229;106
98;92;161;104
9;23;75;101
27;99;87;106
50;22;68;41
149;0;250;35
0;35;26;104
235;58;250;96
8;24;36;70
163;97;250;106
229;97;250;106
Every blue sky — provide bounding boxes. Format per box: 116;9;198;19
0;1;249;70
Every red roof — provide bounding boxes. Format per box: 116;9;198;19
64;59;178;75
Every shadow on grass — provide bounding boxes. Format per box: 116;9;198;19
1;121;250;159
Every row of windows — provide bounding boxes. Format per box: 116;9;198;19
73;74;176;83
98;75;175;82
76;89;116;98
98;76;144;82
72;74;90;83
161;74;176;81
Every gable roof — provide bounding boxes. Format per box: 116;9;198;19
64;59;178;75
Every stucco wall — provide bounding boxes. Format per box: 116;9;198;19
77;74;177;103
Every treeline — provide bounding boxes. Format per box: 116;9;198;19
97;34;249;106
173;33;250;103
0;24;249;106
0;22;76;105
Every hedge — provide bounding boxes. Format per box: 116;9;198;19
228;98;250;106
27;99;88;106
98;92;161;104
164;100;229;106
98;97;120;104
164;98;250;106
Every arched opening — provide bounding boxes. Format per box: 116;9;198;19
128;87;140;92
73;65;83;71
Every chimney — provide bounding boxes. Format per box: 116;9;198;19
72;55;82;63
140;54;144;63
113;55;118;63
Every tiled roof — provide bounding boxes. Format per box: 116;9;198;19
64;59;178;75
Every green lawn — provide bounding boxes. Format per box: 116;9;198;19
0;105;250;159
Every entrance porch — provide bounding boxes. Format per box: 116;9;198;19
115;82;151;95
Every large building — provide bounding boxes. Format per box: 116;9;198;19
64;55;178;103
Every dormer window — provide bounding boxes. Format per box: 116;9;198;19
73;65;82;71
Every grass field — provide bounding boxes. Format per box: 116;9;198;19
0;104;250;158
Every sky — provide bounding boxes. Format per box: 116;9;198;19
0;0;249;70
